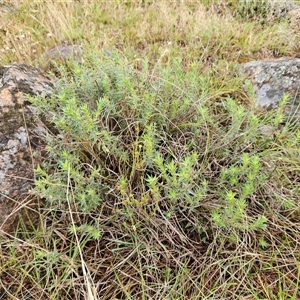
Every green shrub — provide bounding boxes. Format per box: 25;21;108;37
31;53;268;227
30;53;268;230
28;52;300;299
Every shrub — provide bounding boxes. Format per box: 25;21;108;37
28;52;300;299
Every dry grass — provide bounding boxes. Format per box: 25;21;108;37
1;1;299;65
0;1;300;300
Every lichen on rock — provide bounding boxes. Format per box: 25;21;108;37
242;58;300;122
0;64;54;233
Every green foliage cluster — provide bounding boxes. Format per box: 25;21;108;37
1;1;300;298
31;53;273;237
23;51;300;299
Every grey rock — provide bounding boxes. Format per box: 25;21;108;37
258;125;275;137
268;0;296;19
0;1;17;13
0;64;54;233
41;44;84;68
288;7;300;31
242;58;300;121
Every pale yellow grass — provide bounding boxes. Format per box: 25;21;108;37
0;0;298;68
